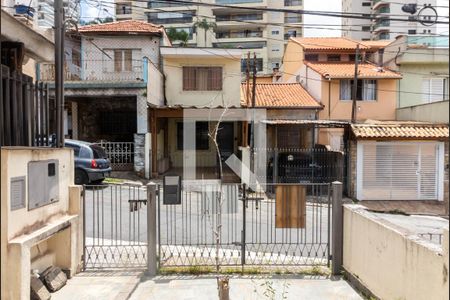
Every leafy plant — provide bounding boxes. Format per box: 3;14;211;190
166;27;190;47
193;18;217;47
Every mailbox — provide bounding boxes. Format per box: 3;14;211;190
163;176;181;205
28;160;59;210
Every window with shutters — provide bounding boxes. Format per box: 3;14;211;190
103;49;141;73
340;79;377;101
182;67;223;91
422;78;448;103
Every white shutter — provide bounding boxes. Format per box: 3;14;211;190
429;78;444;102
422;79;430;102
359;142;439;200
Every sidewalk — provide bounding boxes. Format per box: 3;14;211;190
53;271;363;300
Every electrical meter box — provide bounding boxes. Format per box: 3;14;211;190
163;176;181;205
28;159;59;210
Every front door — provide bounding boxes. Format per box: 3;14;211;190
217;122;234;161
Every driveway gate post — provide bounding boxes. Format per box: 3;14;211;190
332;181;343;276
147;182;157;275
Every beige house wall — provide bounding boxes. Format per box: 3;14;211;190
0;148;83;300
343;205;449;300
282;41;304;83
163;56;241;108
318;77;397;121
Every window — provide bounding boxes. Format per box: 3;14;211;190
271;30;280;35
422;78;448;103
362;2;371;6
304;54;319;61
114;49;132;72
66;144;80;157
327;54;341;62
182;67;223;91
349;54;362;62
177;122;209;150
362;26;371;32
340;79;377;101
116;3;131;14
241;58;263;72
408;29;417;34
72;49;81;67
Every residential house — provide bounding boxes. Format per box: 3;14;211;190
39;20;170;177
281;37;402;151
348;121;448;204
382;35;449;123
150;47;243;180
1;9;83;299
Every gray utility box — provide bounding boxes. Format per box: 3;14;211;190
28;159;60;210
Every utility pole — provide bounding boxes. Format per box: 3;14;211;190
351;45;360;123
54;0;65;147
250;52;257;176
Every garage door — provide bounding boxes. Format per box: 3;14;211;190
357;142;444;201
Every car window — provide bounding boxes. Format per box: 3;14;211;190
65;144;80;157
79;147;92;159
90;145;107;159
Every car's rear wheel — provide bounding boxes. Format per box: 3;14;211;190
75;169;89;185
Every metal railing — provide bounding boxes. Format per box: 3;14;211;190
83;184;148;269
1;64;57;147
158;182;332;267
418;233;444;245
96;141;135;171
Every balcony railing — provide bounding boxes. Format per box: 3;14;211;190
39;59;147;82
216;30;263;39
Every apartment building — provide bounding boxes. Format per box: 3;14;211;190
1;0;80;28
115;0;304;74
342;0;438;40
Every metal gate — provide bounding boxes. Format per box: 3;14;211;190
157;182;331;268
83;184;148;269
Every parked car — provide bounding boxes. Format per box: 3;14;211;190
65;139;112;184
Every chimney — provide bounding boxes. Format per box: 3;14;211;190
378;48;385;68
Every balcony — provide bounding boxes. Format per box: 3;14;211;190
372;0;389;10
216;30;263;39
375;6;390;14
216;0;263;3
38;58;149;88
284;0;303;6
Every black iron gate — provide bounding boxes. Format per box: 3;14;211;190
83;184;148;269
157;182;331;268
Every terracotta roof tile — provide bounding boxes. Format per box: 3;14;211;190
240;83;322;109
304;61;402;79
79;20;163;35
351;123;449;140
291;37;370;50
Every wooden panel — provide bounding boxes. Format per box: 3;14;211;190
275;185;306;228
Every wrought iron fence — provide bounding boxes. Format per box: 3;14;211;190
96;141;135;171
158;182;331;268
83;184;148;269
1;64;56;146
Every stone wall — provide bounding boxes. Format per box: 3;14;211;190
134;133;145;176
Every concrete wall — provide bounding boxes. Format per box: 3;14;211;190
0;147;82;300
343;205;449;300
162;56;241;108
282;41;304;83
396;100;449;123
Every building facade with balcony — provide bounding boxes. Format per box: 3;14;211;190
115;0;304;75
342;0;439;41
383;35;449;123
38;20;170;177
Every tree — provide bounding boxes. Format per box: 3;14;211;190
193;18;217;47
166;27;189;47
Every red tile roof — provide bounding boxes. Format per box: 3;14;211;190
79;20;164;35
304;61;402;79
240;83;322;109
291;37;370;51
351;123;449;140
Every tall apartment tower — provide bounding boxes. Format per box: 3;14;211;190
115;0;304;74
1;0;80;28
342;0;438;40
